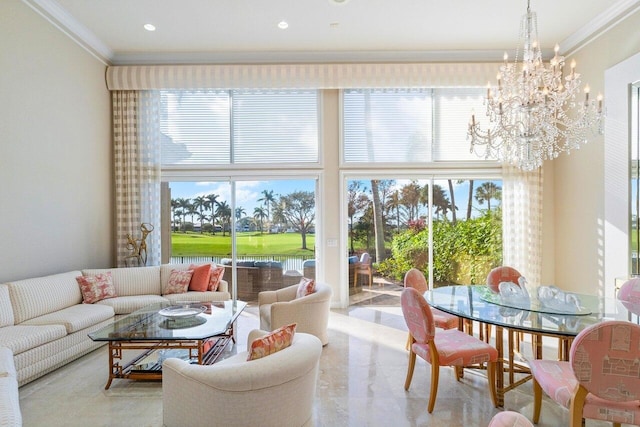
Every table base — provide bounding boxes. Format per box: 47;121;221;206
104;334;232;390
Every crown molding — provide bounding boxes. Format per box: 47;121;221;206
21;0;113;65
560;0;640;56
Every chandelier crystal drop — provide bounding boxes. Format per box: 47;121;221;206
468;0;604;171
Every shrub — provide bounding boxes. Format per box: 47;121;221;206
377;212;502;285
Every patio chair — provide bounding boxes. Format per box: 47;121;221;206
353;252;373;288
529;320;640;427
400;287;498;413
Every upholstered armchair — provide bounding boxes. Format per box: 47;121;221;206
259;282;332;346
162;330;323;427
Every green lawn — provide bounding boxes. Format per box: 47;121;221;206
171;232;316;256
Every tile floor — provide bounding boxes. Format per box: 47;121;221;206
18;284;614;426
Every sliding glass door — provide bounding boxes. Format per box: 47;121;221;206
164;178;317;301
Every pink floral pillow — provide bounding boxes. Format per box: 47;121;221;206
296;277;315;299
165;269;193;295
208;265;225;291
76;272;117;304
247;323;297;361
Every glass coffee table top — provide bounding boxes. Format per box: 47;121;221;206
89;300;246;341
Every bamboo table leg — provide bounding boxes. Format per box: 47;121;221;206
495;325;505;407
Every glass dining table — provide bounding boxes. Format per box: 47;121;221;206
423;284;636;407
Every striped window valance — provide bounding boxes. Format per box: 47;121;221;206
105;63;499;90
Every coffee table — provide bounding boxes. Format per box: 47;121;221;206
89;300;246;389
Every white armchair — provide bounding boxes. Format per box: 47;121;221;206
163;330;322;427
258;282;332;346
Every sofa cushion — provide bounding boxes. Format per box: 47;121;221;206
165;269;193;295
82;266;161;297
247;323;296;361
188;264;212;292
0;325;67;355
296;278;316;299
96;295;168;315
6;271;83;324
0;285;14;327
76;272;117;304
209;265;225;291
20;304;114;334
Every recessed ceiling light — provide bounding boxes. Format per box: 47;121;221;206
330;22;340;29
143;23;156;32
278;20;289;30
329;0;350;4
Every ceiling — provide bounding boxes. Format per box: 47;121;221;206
24;0;640;65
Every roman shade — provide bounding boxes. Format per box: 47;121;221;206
105;63;498;90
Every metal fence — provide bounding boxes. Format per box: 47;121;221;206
169;254;316;272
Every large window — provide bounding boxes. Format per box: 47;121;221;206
160;90;319;166
343;88;502;293
159;90;320;301
347;177;502;290
342;88;487;164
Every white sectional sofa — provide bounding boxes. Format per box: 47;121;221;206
0;347;21;427
0;264;230;388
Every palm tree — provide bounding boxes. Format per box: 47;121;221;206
466;180;474;220
175;198;191;232
192;195;209;233
447;179;457;224
206;193;220;234
475;182;502;212
253;207;268;233
432;184;452;220
235;206;246;221
386;189;403;234
401;181;422;222
257;189;276;225
170;198;180;231
215;201;232;236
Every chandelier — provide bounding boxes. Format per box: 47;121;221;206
468;0;604;171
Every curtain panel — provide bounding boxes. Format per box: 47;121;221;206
105;63;498;90
502;165;543;287
113;91;162;267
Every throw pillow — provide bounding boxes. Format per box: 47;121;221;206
188;263;212;292
296;277;315;299
76;272;117;304
208;265;225;291
165;269;193;295
247;323;297;361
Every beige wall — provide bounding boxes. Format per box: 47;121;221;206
554;9;640;296
0;0;113;282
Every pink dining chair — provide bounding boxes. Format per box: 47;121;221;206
486;266;523;294
488;411;533;427
618;277;640;322
400;287;498;413
404;268;459;330
484;266;527;353
529;320;640;427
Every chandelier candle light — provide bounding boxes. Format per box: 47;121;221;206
468;0;604;171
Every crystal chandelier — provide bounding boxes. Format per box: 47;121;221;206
468;0;604;171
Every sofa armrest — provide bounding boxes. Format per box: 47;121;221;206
217;279;228;294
